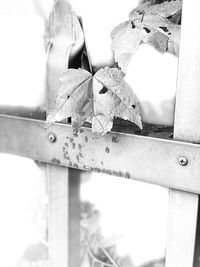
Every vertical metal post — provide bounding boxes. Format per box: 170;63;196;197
165;0;200;266
48;165;80;267
48;165;69;267
46;2;83;266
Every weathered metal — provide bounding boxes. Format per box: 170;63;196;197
45;1;84;266
1;114;200;194
165;0;200;266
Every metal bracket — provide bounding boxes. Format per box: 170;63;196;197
1;114;200;194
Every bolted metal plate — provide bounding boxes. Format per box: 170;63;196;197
0;114;200;194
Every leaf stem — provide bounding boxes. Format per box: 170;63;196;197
97;240;120;267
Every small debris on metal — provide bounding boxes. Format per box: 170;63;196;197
105;147;110;153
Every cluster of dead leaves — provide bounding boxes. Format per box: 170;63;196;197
46;67;142;138
46;0;182;138
45;0;142;138
111;0;182;72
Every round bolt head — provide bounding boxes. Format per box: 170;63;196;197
48;133;56;143
178;157;188;166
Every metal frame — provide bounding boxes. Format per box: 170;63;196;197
1;0;200;266
1;114;200;194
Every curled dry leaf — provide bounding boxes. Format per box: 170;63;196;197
111;21;142;72
111;0;182;72
95;68;142;127
46;67;142;138
129;0;182;19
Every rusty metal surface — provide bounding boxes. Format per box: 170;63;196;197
0;114;200;193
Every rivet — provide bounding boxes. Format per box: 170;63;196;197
48;133;56;143
178;157;188;166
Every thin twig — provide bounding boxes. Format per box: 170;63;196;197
97;240;120;267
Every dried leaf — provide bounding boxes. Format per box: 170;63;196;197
111;0;182;72
46;67;142;137
167;24;180;55
168;9;181;24
46;69;92;125
146;30;168;52
139;13;181;52
92;115;114;139
111;21;142;72
129;0;182;19
95;68;142;129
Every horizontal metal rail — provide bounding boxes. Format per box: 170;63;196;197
0;114;200;193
